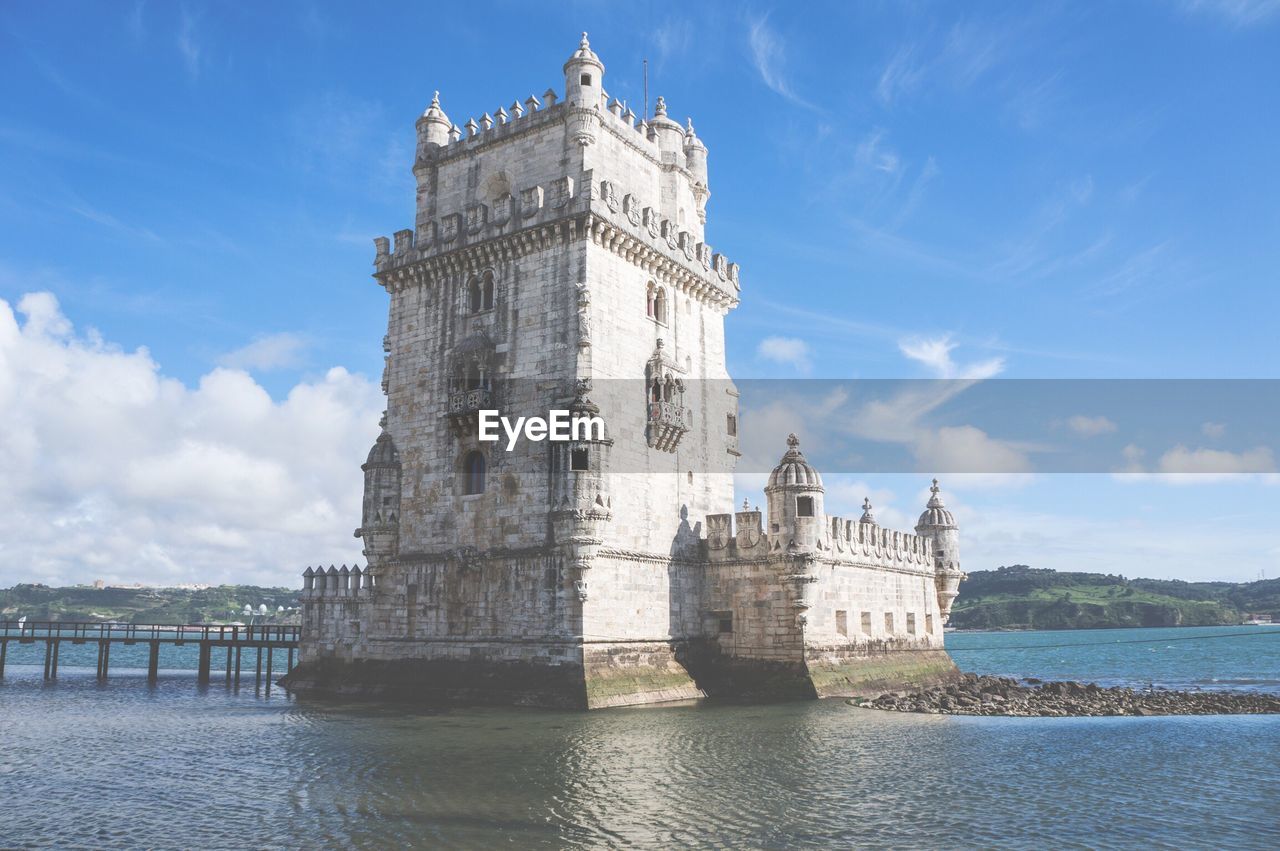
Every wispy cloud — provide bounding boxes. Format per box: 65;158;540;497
218;332;309;372
177;6;202;78
1202;421;1227;438
746;14;816;109
756;335;812;373
899;335;1005;379
876;44;925;105
67;198;162;243
1067;414;1118;437
1180;0;1280;27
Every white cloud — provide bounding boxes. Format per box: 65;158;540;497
218;332;308;371
0;292;383;587
1067;414;1117;437
898;335;1004;379
756;335;812;373
855;128;902;175
913;425;1033;474
1158;445;1275;475
746;15;815;109
1115;442;1277;484
1202;421;1227;439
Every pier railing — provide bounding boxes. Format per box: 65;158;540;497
0;620;300;686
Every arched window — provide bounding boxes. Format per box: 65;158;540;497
653;288;667;324
646;290;655;318
467;278;483;313
481;273;494;311
463;450;486;495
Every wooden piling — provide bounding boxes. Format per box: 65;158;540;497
255;646;263;688
265;647;273;691
197;642;211;685
43;640;53;680
0;639;7;678
234;646;242;685
225;646;232;683
287;646;294;673
147;640;160;683
50;640;60;678
96;640;105;678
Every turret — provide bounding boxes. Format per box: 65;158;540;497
563;32;604;110
649;96;685;166
355;417;402;570
765;434;825;552
415;91;452;157
915;479;965;622
683;119;710;223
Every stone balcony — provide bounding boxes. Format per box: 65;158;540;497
647;400;692;452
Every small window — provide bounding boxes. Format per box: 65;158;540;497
796;496;814;517
382;496;393;506
687;471;694;485
925;614;934;634
463;450;486;495
467;279;482;313
835;610;848;637
861;612;873;634
726;413;737;436
884;612;894;634
717;612;733;634
906;613;917;635
581;74;592;86
570;448;589;471
653;288;667;324
482;275;494;310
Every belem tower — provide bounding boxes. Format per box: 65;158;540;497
285;35;967;708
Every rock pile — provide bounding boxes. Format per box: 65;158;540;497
854;674;1280;717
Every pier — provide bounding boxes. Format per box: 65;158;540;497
0;621;299;687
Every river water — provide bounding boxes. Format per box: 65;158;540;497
1;626;1278;848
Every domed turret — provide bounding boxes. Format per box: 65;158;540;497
649;96;685;165
416;91;452;155
563;32;604;110
915;479;965;623
683;118;708;185
765;434;825;551
356;417;402;569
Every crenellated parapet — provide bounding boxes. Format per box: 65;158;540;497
301;564;376;599
372;169;740;308
703;510;935;575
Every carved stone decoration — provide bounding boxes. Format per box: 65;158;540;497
492;194;512;226
601;180;620;213
520;185;543;218
697;243;712;270
643;207;660;238
551;176;575;209
393;229;414;254
576;282;591;348
707;514;731;550
661;220;679;250
440;213;461;242
465;203;488;234
679;231;694;260
623;194;642;226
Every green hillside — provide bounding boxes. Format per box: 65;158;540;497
0;583;300;624
951;565;1279;630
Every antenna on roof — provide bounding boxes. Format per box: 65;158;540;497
643;58;649;120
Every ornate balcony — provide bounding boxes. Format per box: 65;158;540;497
647;400;691;452
449;387;492;413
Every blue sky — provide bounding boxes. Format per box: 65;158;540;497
1;1;1278;586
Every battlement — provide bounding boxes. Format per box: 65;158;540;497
301;564;377;599
704;510;934;573
372;169;740;306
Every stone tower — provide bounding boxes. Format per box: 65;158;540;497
290;34;743;708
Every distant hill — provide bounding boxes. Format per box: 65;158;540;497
951;565;1280;630
0;583;300;625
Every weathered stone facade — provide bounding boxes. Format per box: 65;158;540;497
285;35;966;708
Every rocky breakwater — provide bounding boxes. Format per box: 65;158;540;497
854;673;1280;716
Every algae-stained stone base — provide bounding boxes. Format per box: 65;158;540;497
805;649;962;698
